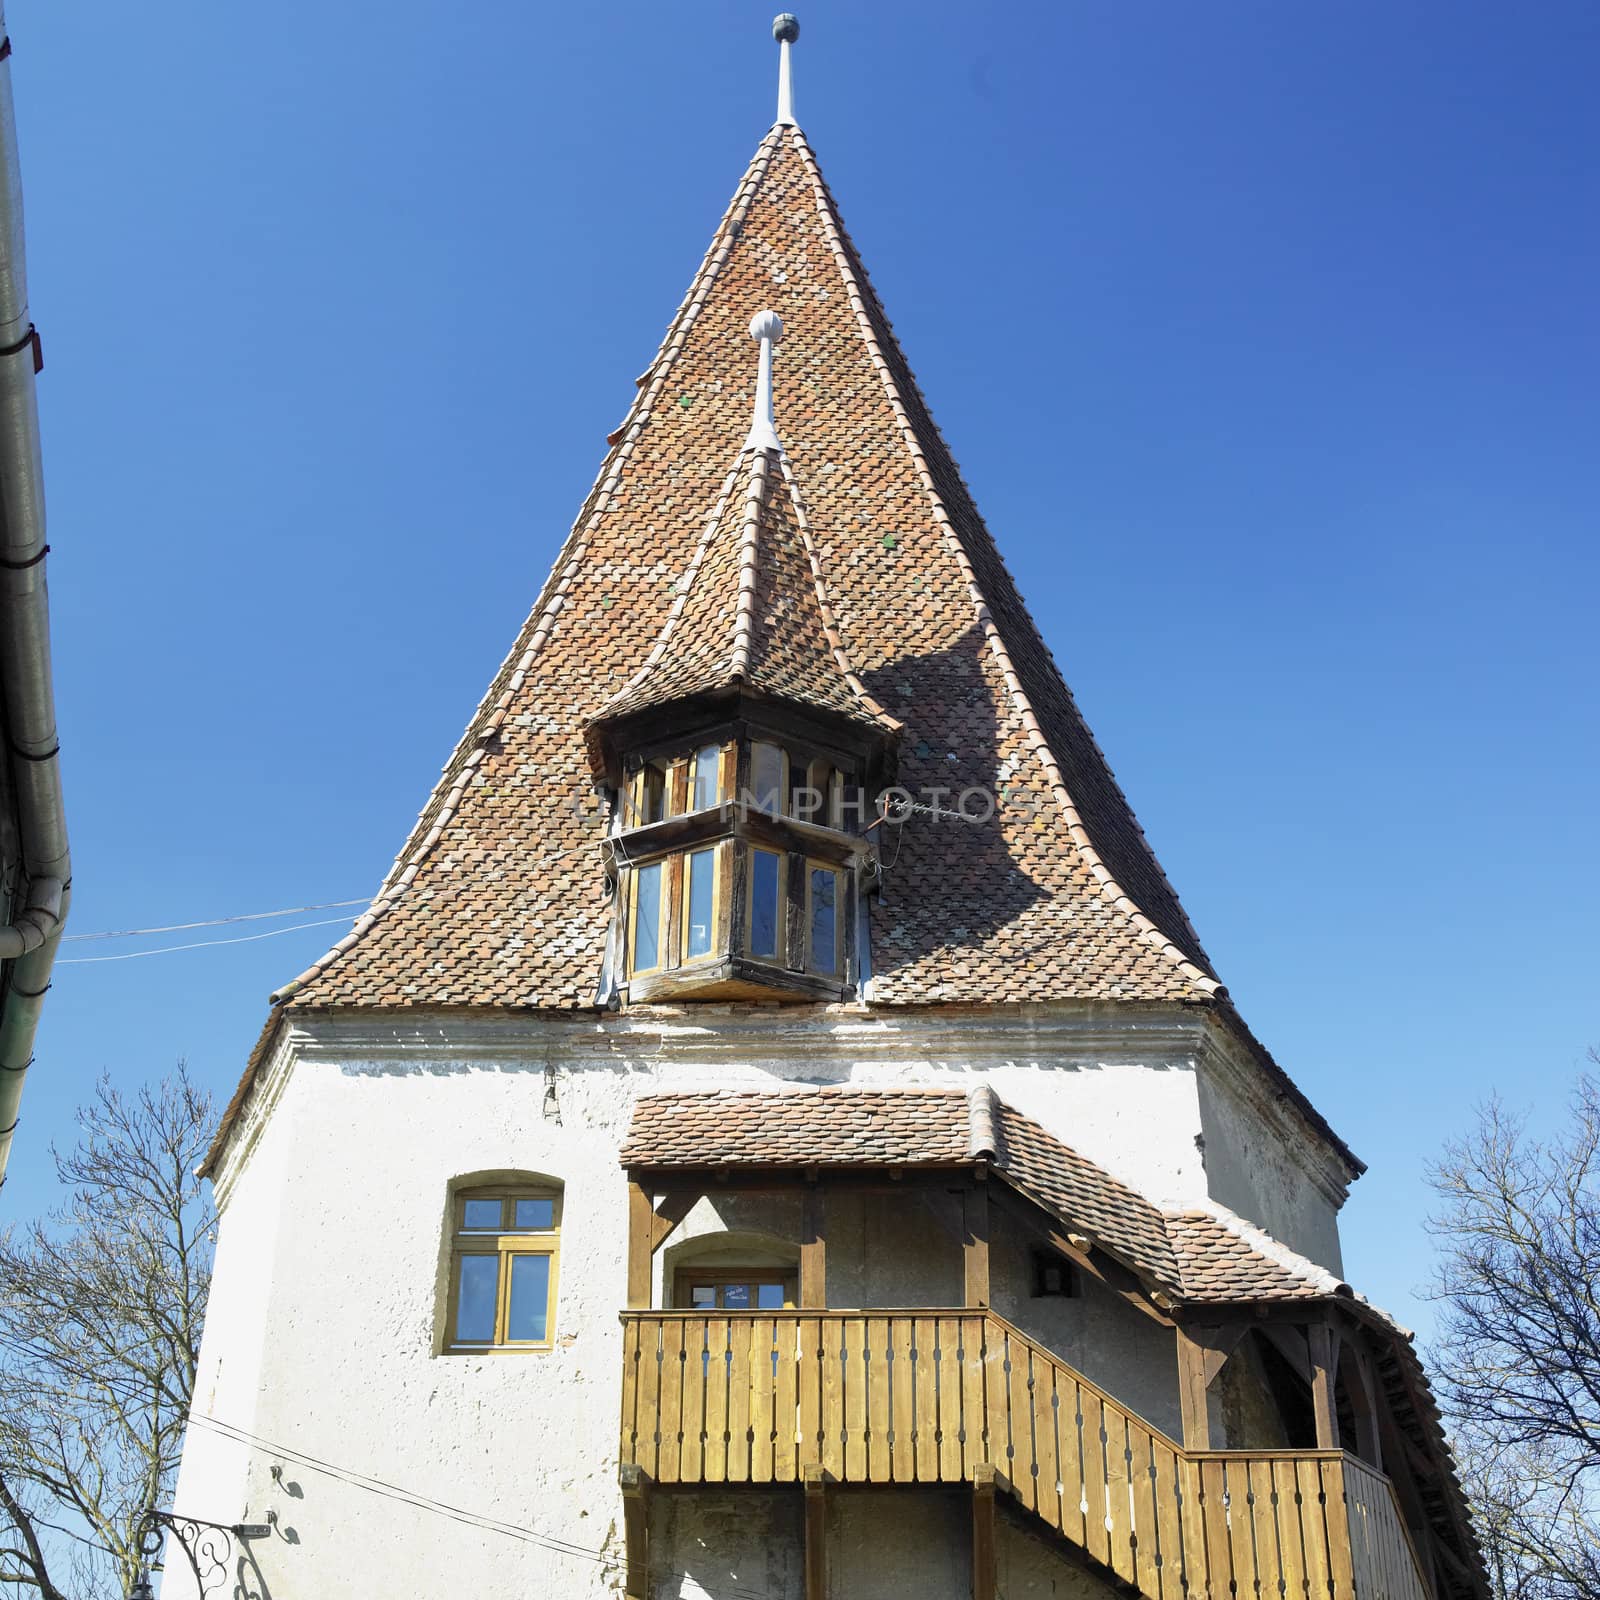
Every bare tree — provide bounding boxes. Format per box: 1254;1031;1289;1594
1428;1061;1600;1600
0;1067;214;1599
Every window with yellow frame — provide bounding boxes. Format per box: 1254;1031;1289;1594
805;859;843;976
445;1186;561;1351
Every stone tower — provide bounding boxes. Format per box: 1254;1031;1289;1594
168;19;1483;1600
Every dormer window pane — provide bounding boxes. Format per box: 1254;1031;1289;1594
692;745;721;811
635;763;666;826
808;864;839;974
750;849;781;959
685;848;715;959
752;742;784;817
634;862;663;971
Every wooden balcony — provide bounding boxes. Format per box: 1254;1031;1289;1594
619;1309;1431;1600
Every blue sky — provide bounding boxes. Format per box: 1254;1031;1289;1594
5;0;1596;1344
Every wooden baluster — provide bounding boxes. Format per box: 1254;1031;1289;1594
868;1316;892;1483
726;1317;751;1481
1006;1332;1036;1510
1151;1438;1186;1600
960;1315;986;1478
1200;1459;1237;1600
797;1315;822;1474
1274;1459;1309;1600
938;1316;964;1482
1030;1345;1061;1531
679;1317;707;1483
619;1317;641;1469
982;1319;1010;1489
773;1315;798;1483
1179;1458;1214;1600
891;1316;916;1483
914;1316;941;1482
1126;1416;1158;1598
1058;1375;1087;1550
821;1317;844;1480
1104;1406;1136;1586
750;1314;776;1482
1295;1459;1334;1600
703;1316;730;1482
1325;1459;1356;1600
1079;1387;1110;1569
658;1318;685;1483
844;1316;869;1482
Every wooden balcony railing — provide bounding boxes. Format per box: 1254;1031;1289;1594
619;1310;1431;1600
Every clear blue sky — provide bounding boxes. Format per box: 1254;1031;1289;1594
6;1;1596;1344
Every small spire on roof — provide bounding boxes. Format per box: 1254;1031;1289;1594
745;309;784;453
773;14;799;127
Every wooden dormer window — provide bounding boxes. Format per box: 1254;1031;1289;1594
607;724;875;1004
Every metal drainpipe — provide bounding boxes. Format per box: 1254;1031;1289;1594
0;5;69;1185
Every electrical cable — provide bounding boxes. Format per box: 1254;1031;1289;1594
63;899;371;943
184;1412;782;1600
56;916;360;966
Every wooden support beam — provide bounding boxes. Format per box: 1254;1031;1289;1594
801;1186;827;1309
627;1182;654;1310
803;1463;827;1600
971;1461;996;1600
1346;1342;1384;1470
619;1463;648;1600
649;1189;700;1252
963;1183;990;1308
1176;1326;1213;1450
988;1184;1172;1325
1307;1321;1339;1450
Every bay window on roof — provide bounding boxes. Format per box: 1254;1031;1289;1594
592;707;886;1005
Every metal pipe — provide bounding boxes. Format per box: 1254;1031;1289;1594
0;4;69;1183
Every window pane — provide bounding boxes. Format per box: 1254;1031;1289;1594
634;862;662;971
756;1283;786;1309
685;849;714;959
690;1285;716;1308
506;1254;551;1342
749;850;780;959
454;1255;498;1343
723;1283;751;1309
514;1197;555;1231
692;745;721;811
461;1199;501;1231
751;743;783;816
640;765;666;826
809;868;838;972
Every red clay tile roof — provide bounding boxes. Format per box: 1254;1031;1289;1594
619;1086;974;1168
590;444;896;735
272;121;1219;1011
1164;1208;1347;1303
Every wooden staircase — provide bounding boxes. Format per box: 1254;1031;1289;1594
619;1309;1431;1600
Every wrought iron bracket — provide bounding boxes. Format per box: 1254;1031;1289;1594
136;1508;269;1596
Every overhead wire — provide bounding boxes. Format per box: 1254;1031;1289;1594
183;1413;780;1600
56;916;361;965
63;899;370;943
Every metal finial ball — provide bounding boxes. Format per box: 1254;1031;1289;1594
773;14;800;44
749;310;784;344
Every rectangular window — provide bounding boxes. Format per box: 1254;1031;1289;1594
674;1271;798;1310
632;763;667;827
633;861;663;972
691;744;722;811
684;847;715;959
749;848;781;959
808;864;840;974
751;742;785;817
453;1254;499;1343
447;1188;561;1351
505;1254;552;1342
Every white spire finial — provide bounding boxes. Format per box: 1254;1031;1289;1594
773;14;799;127
746;309;784;453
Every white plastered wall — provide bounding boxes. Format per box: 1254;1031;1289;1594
164;1001;1348;1597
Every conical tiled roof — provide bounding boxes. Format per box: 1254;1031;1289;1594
589;443;897;736
276;122;1221;1010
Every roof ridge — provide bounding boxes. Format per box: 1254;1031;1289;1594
272;130;786;1005
726;448;773;679
789;125;1217;996
773;453;901;732
1166;1200;1350;1298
